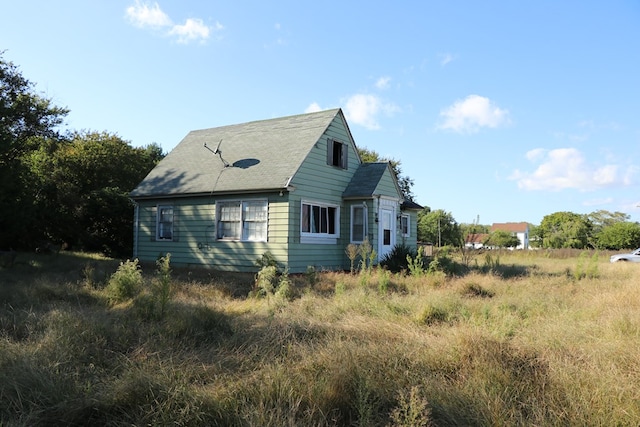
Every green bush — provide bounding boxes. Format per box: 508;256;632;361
105;259;143;303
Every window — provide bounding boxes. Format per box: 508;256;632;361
400;214;410;237
156;205;174;240
217;200;268;241
301;201;339;238
351;205;366;243
327;139;348;169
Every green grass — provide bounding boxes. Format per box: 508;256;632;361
1;250;639;425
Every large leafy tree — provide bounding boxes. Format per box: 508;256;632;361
28;131;163;256
539;211;592;249
358;147;415;201
0;52;68;248
417;208;461;247
594;221;640;250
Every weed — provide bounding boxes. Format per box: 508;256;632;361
346;243;359;274
407;246;426;277
379;269;391;295
388;386;433;427
105;259;143;303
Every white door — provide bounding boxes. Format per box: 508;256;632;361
378;207;395;260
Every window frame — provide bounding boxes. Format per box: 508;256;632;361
216;199;268;242
350;204;366;243
400;214;410;237
156;205;174;241
301;200;340;244
327;139;348;169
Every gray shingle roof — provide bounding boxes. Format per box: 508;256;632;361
131;109;342;198
342;162;390;198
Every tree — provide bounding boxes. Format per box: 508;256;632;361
417;208;461;247
28;131;164;256
0;52;68;248
485;230;520;249
358;147;415;201
539;211;592;249
594;221;640;250
587;210;630;248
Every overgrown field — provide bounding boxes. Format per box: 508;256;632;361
1;250;639;426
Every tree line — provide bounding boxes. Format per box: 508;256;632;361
417;208;640;250
1;53;163;256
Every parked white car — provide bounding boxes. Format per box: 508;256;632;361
610;248;640;263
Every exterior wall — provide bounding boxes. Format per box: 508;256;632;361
285;115;361;272
134;193;289;272
399;209;419;250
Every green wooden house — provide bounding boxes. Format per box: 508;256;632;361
130;108;422;273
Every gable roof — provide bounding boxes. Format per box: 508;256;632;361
465;233;489;244
131;108;345;198
343;162;397;198
491;222;529;233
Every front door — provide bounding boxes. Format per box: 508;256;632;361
378;207;395;260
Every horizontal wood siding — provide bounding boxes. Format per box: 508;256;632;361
284;115;360;272
134;193;289;272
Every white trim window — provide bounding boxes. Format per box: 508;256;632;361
156;205;174;241
350;204;367;243
301;201;339;243
217;200;268;241
400;214;410;237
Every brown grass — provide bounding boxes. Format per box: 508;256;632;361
1;249;639;425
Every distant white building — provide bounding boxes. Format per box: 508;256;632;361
490;222;529;249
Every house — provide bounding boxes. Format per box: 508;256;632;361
464;233;489;249
130;108;422;273
490;222;529;249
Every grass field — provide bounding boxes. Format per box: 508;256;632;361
1;249;639;426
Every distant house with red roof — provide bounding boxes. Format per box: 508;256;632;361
464;233;489;249
490;222;529;249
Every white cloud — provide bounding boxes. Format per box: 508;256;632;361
304;102;322;113
126;0;171;28
125;1;219;44
168;18;211;44
510;148;636;191
342;94;399;130
439;53;456;66
375;76;391;90
438;95;509;133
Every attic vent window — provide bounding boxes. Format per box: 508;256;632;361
327;139;348;169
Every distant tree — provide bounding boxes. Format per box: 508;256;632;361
358;147;415;201
594;221;640;250
539;211;592;249
528;224;543;248
587;210;630;247
485;230;520;249
460;221;489;237
417;208;461;247
0;52;69;249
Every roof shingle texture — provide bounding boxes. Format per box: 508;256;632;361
131;109;341;198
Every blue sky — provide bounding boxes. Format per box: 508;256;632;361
2;1;639;226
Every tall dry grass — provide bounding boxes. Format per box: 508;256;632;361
1;250;639;425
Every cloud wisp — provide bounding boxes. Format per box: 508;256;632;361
125;1;221;44
438;94;510;134
510;148;637;192
305;93;399;131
